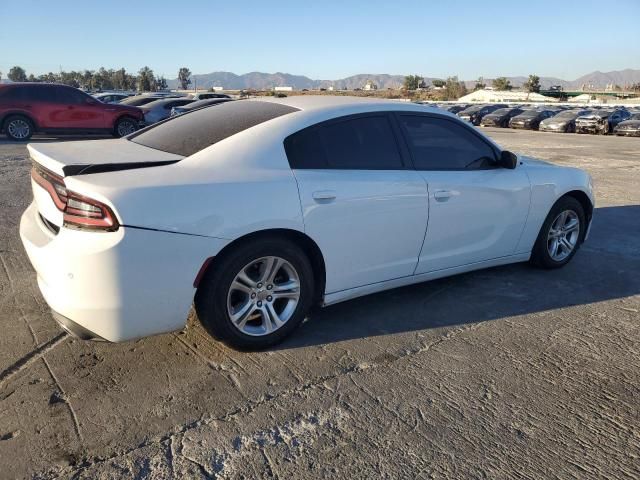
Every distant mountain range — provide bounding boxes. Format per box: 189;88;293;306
167;69;640;91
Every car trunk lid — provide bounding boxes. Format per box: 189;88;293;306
27;138;183;177
28;139;184;229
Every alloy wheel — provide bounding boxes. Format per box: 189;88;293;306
547;210;580;261
7;119;31;139
117;120;136;137
227;256;301;336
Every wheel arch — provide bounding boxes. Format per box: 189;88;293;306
196;228;327;305
1;111;39;131
562;189;593;224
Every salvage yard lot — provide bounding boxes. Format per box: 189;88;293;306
0;129;639;479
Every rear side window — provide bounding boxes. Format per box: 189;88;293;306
398;115;497;170
54;87;88;105
284;115;403;170
129;101;299;156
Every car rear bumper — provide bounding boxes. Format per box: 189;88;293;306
20;201;228;342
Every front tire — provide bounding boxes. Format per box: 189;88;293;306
4;115;34;141
195;237;315;350
530;196;586;269
113;117;138;137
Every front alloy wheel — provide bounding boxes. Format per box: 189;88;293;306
531;196;585;269
227;256;300;336
546;210;580;262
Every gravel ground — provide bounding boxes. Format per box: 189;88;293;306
0;129;639;479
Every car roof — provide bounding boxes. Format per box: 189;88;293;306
254;95;440;114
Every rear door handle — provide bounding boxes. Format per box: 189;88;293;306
433;190;452;200
312;190;337;201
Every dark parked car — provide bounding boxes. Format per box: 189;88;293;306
509;109;558;130
118;95;174;107
190;92;231;100
480;107;524;127
613;112;640;137
539;109;592;133
139;98;195;125
575;109;631;134
170;98;233;116
94;92;132;104
444;104;468;114
458;104;507;125
0;83;143;140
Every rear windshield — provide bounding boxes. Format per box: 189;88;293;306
129;101;299;156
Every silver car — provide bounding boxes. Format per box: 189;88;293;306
139;98;195;125
539;109;591;133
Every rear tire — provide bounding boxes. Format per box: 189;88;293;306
113;116;138;137
195;237;315;350
530;196;586;269
4;115;34;141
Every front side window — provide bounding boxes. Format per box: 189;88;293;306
399;115;497;170
284;115;403;170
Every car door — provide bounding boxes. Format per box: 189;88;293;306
49;86;104;129
396;113;530;274
285;113;429;294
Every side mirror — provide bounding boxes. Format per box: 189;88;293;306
86;98;98;105
498;150;518;169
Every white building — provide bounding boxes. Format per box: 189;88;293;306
363;80;378;91
458;89;558;103
274;86;293;92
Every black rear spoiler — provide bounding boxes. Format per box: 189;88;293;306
62;160;179;177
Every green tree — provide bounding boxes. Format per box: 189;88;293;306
432;79;445;88
523;74;541;93
8;66;27;82
474;77;486;90
444;76;467;100
178;67;192;90
157;76;168;90
492;77;512;91
403;74;424;91
137;66;156;92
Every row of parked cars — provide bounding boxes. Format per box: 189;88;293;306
429;102;640;137
95;91;232;126
0;83;233;140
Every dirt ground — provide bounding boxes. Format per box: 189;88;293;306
0;129;639;479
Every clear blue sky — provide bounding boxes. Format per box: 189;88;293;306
1;0;638;80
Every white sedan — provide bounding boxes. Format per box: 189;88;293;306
20;97;594;349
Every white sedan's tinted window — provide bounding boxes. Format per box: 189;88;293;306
285;115;403;170
399;115;496;170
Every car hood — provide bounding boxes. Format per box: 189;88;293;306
519;155;556;168
27;139;184;177
578;113;610;120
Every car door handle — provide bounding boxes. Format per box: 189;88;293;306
312;190;337;201
433;190;452;201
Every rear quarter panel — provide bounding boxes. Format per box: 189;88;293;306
63;120;306;241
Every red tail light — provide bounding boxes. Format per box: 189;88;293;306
31;165;119;232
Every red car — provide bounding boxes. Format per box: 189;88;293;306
0;83;143;140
